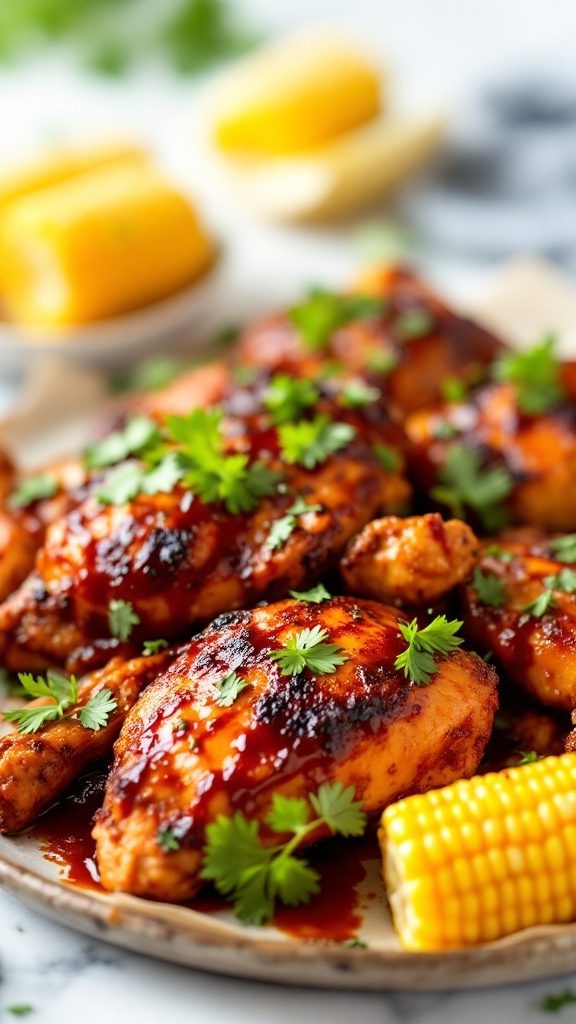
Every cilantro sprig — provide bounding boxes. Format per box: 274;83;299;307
216;670;250;707
550;534;576;563
541;989;576;1013
339;381;381;409
394;615;464;686
289;288;386;351
84;415;160;470
471;567;508;607
3;671;117;735
8;473;59;509
108;599;140;641
289;583;332;603
493;335;566;415
267;497;323;552
270;625;348;677
431;444;513;531
263;375;318;425
279;414;355;470
201;782;366;924
522;567;576;618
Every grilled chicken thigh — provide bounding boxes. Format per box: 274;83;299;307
94;596;498;902
461;530;576;711
341;513;478;606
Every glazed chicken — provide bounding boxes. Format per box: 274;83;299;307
341;513;479;606
93;596;498;901
461;529;576;711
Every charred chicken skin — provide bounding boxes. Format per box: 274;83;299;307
341;513;479;606
461;529;576;711
93;596;498;902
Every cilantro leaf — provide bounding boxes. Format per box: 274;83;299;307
267;497;323;552
279;415;355;469
263;375;319;425
201;783;366;924
484;544;515;564
471;567;508;607
270;624;348;677
289;288;386;351
431;444;513;531
78;688;118;731
394;615;464;686
166;407;223;461
522;588;556;618
393;309;434;340
547;567;576;593
493;334;565;415
143;639;169;656
373;443;402;473
541;990;576;1013
517;750;541;765
522;567;576;618
84;415;160;470
108;599;140;641
157;827;182;853
340;381;381;409
186;454;282;515
289;583;332;603
550;534;576;563
441;377;468;403
8;473;59;509
216;670;250;707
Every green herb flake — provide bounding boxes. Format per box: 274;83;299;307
440;377;468;403
143;639;169;656
263;375;319;425
373;443;402;473
339;381;381;409
270;625;348;678
216;670;250;707
289;287;386;351
8;474;59;509
108;599;140;641
550;534;576;564
84;415;160;470
493;334;566;415
431;444;513;531
289;583;332;603
279;415;355;470
7;1007;34;1017
157;827;181;853
267;497;323;552
394;309;434;340
2;672;116;735
541;989;576;1013
394;615;464;686
471;567;508;607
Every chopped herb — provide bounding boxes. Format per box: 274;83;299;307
394;309;433;340
432;422;459;440
394;615;464;686
431;444;513;531
493;335;565;415
550;534;576;564
517;750;541;765
108;599;140;641
201;781;366;923
157;827;181;852
547;567;576;593
8;473;59;509
111;355;185;394
267;497;323;552
3;672;116;735
484;544;515;563
339;381;381;409
279;414;355;470
143;639;169;656
84;415;160;470
523;567;576;618
216;670;250;707
471;567;508;607
270;625;348;677
7;1007;34;1018
541;989;576;1013
522;588;556;619
373;443;402;473
289;287;386;351
341;939;368;949
289;583;332;604
365;348;398;374
263;375;319;425
441;377;468;403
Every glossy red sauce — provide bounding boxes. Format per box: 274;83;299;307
31;770;375;942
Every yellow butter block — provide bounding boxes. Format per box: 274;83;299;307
210;29;383;156
0;141;147;218
0;163;214;327
221;114;445;222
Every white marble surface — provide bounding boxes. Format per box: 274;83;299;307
3;0;576;1019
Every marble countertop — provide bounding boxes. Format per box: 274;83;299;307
3;0;576;1018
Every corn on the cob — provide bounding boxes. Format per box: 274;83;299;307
210;30;383;156
0;142;147;218
379;754;576;950
0;163;214;327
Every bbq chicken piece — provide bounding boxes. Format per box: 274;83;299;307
461;529;576;711
0;647;177;834
341;513;478;606
235;266;502;418
406;376;576;533
0;404;410;674
93;596;498;902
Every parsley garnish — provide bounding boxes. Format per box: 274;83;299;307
270;625;348;677
108;599;140;641
289;584;332;603
289;288;386;350
550;534;576;563
493;335;565;415
522;567;576;618
484;544;514;563
517;750;541;765
3;672;117;735
341;939;368;949
8;473;59;509
143;639;169;656
267;497;323;552
201;781;366;923
279;414;355;469
216;670;250;707
541;990;576;1013
373;443;402;473
394;615;464;686
471;567;508;607
84;415;160;470
394;309;433;340
157;827;182;852
431;444;513;531
263;375;318;425
523;589;557;619
7;1007;34;1017
441;377;468;403
339;381;381;409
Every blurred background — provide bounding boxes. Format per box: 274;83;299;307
1;0;576;381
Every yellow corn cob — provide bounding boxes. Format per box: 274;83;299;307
0;163;214;327
379;754;576;950
210;29;383;156
0;141;147;218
